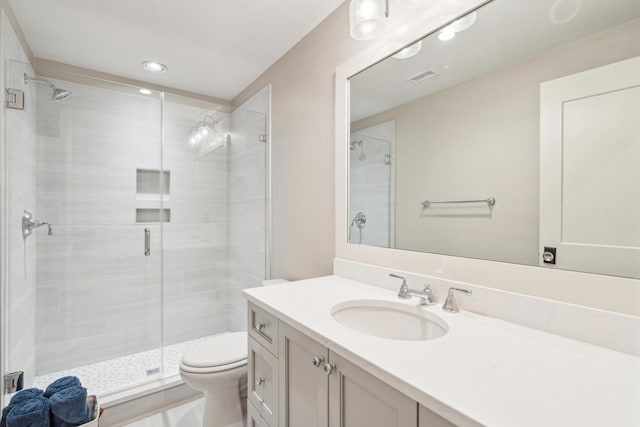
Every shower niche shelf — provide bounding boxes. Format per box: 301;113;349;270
136;208;171;223
135;169;171;222
136;169;171;201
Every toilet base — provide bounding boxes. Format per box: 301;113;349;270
180;364;247;427
202;387;245;427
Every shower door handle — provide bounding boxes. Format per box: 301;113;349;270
144;228;150;256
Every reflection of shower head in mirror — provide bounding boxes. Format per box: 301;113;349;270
358;147;366;161
350;140;366;161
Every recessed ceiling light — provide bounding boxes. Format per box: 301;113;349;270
142;61;167;73
438;30;456;41
438;11;477;42
139;89;152;95
393;40;422;59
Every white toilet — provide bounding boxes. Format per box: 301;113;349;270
179;332;248;427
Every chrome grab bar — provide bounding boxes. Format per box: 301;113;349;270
421;197;496;208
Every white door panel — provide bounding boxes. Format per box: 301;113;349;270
540;56;640;278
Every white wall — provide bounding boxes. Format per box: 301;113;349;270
351;21;640;266
234;0;640;315
232;1;382;280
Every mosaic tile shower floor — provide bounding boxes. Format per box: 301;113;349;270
33;334;219;396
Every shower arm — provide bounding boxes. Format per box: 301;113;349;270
24;73;55;89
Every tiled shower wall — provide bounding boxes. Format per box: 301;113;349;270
161;98;231;346
228;93;268;331
33;82;235;374
2;10;37;387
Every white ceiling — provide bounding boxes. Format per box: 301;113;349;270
350;0;640;121
8;0;345;100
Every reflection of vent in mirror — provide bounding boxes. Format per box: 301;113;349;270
408;69;439;83
136;169;170;196
136;209;170;223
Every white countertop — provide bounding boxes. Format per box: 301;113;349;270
243;276;640;427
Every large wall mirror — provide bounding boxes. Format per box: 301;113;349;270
348;0;639;279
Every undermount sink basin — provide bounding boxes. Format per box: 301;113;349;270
331;299;448;341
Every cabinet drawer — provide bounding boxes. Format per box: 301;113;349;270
248;336;279;426
248;401;270;427
248;302;279;355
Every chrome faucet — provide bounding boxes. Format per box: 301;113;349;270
22;210;53;239
389;274;437;306
442;287;472;313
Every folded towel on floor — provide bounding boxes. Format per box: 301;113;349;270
5;396;50;427
49;385;89;427
0;389;44;427
44;377;81;399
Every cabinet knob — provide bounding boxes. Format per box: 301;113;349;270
255;377;265;386
312;355;325;368
255;322;266;332
323;363;336;375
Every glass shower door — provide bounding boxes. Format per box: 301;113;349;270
4;65;165;397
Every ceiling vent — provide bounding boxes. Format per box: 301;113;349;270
408;69;439;83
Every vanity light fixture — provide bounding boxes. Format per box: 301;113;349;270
142;61;168;73
188;115;226;152
392;40;422;59
350;0;389;40
396;0;429;7
437;11;477;41
139;88;152;95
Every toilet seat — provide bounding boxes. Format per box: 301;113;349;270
180;332;248;374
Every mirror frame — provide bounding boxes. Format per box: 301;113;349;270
334;0;640;315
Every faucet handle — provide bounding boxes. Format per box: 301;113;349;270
442;287;472;313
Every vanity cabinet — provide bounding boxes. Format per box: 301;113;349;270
248;303;456;427
419;405;456;427
248;401;271;427
279;321;416;427
278;322;329;426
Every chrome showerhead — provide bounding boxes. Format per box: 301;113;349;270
24;73;71;102
52;87;71;101
350;140;366;161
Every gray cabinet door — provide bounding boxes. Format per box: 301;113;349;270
249;336;279;426
279;322;329;427
248;401;271;427
419;405;456;427
328;351;417;427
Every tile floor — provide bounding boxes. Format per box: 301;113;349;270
122;398;205;427
33;335;217;396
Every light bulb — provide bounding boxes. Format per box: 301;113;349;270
189;137;197;147
392;40;422;59
350;0;386;40
194;133;202;142
438;30;455;41
201;127;209;136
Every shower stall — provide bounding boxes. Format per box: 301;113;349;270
349;120;395;248
2;59;269;399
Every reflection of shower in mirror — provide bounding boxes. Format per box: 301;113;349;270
350;140;366;161
350;211;367;243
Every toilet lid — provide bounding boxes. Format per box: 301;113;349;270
182;332;247;369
